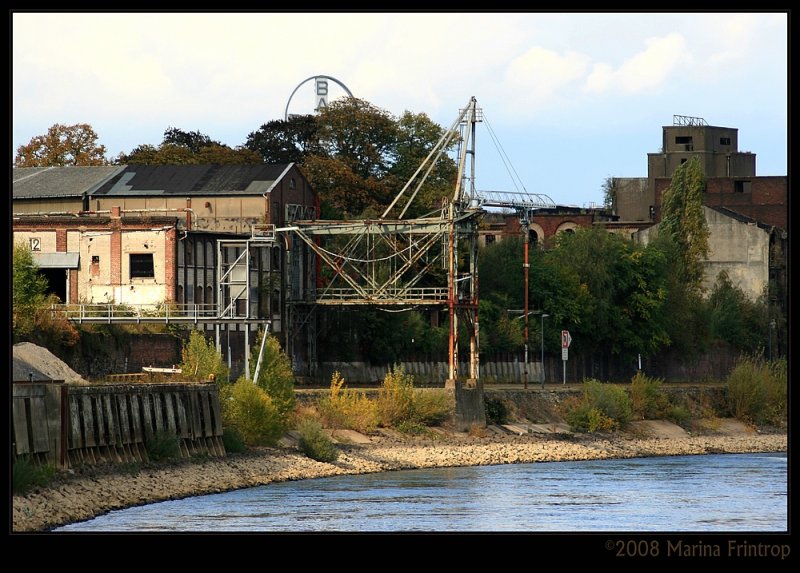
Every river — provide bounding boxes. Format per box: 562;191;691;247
56;452;786;532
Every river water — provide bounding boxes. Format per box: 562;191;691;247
56;453;787;533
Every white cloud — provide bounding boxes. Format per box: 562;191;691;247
584;33;690;95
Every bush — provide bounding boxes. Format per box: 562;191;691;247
484;397;509;425
13;457;56;496
667;404;691;427
411;389;452;426
179;330;229;383
629;372;670;420
726;357;787;426
560;380;632;432
145;430;181;461
376;365;415;426
297;418;339;463
318;371;379;433
222;427;247;454
220;378;284;446
251;332;296;421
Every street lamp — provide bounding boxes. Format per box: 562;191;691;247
540;314;549;389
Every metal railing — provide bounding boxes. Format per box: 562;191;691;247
51;303;221;324
311;286;449;304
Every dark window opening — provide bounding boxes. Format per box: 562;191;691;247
91;255;100;277
734;180;752;193
130;253;155;278
675;136;693;151
485;234;495;245
289;178;296;190
720;137;731;146
529;230;539;247
680;158;688;165
41;268;67;302
562;228;575;235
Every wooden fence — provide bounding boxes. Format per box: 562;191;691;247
12;382;225;467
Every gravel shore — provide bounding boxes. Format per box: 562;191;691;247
12;425;786;533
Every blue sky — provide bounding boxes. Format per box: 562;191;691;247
12;11;788;208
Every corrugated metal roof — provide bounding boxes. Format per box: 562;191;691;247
92;164;294;196
13;166;125;199
32;252;80;268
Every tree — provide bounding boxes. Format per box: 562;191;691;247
15;123;108;167
601;176;616;209
12;242;79;348
117;127;261;165
13;242;48;339
179;330;229;382
250;330;295;422
659;156;709;292
245;115;324;164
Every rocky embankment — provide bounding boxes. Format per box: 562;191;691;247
12;425;786;533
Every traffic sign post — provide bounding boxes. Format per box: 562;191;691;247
561;330;571;385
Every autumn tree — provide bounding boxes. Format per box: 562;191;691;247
15;123;108;167
118;127;261;165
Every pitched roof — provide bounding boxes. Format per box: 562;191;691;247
13;166;125;199
90;164;295;197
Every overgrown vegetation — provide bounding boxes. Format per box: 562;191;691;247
726;356;787;426
12;457;56;496
219;378;284;447
560;379;633;432
484;397;509;425
222;427;247;454
629;372;671;420
318;371;379;433
145;431;181;461
250;330;296;422
296;418;339;463
179;330;229;383
317;366;452;432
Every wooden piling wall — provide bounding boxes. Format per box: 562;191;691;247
12;382;225;467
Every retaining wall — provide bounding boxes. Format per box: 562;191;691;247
12;382;224;467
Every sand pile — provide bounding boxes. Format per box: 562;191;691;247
12;342;87;384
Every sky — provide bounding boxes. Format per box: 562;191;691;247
11;11;789;208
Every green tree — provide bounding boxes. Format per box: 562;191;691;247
601;176;616;209
709;271;768;354
13;242;48;339
245;115;324;163
250;330;295;421
179;330;229;382
659;155;709;292
219;379;284;446
15;123;108;166
12;242;79;348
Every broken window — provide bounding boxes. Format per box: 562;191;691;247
130;253;154;278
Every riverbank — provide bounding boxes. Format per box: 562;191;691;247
12;422;786;533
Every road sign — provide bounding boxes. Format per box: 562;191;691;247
562;348;568;361
561;330;572;348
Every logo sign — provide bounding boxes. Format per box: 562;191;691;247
561;330;572;348
315;78;328;111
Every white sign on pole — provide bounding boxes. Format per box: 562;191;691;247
562;347;568;361
561;330;572;348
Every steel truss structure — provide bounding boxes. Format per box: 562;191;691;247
282;97;485;384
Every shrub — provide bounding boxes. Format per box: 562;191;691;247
145;430;181;461
396;420;428;435
179;330;229;383
220;378;284;446
13;457;56;496
318;371;379;433
376;365;415;426
726;356;787;426
411;389;452;426
561;379;633;432
667;404;691;427
222;427;247;454
629;372;670;420
297;418;339;463
251;332;296;422
484;397;509;425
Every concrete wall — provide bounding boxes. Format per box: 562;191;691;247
613;177;651;222
634;207;769;301
702;206;769;299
